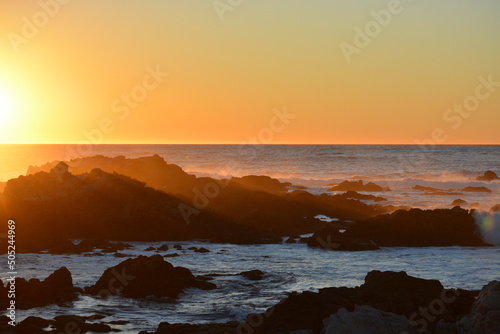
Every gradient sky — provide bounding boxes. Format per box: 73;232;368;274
0;0;499;144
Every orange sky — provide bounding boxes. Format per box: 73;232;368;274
0;0;499;144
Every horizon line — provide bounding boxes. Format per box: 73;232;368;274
1;143;499;146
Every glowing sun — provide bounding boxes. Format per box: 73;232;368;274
0;91;12;120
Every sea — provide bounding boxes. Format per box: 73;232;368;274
0;144;499;333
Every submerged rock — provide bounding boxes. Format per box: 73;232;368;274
85;255;216;299
239;270;265;281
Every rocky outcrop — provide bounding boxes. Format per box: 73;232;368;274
304;227;379;251
344;207;487;247
2;156;395;245
248;270;476;334
85;255;216;299
476;170;499;181
230;175;291;194
329;180;389;192
322;305;419;334
0;267;76;309
436;280;500;334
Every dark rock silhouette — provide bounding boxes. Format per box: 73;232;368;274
329;180;389;192
1;156;395;246
85;255;216;299
436;280;500;334
230;175;291;194
248;270;476;334
475;170;499;181
239;270;264;281
0;267;76;309
344;207;486;247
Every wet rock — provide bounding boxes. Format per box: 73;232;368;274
0;267;76;309
252;270;476;334
436;280;500;334
329;180;389;192
85;255;216;299
173;245;183;250
344;208;486;247
286;237;297;243
144;247;156;251
239;270;265;281
476;170;499;181
20;316;53;328
157;244;169;251
322;305;419;334
164;253;180;258
195;247;210;253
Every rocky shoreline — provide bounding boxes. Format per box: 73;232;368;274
0;256;498;333
0;155;498;333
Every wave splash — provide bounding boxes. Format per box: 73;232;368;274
474;212;500;245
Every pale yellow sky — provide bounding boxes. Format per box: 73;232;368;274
0;0;499;144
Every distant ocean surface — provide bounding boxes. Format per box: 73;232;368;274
1;144;499;210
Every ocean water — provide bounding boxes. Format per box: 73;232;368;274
6;241;500;333
0;145;499;332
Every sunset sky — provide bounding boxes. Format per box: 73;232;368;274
0;0;499;144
